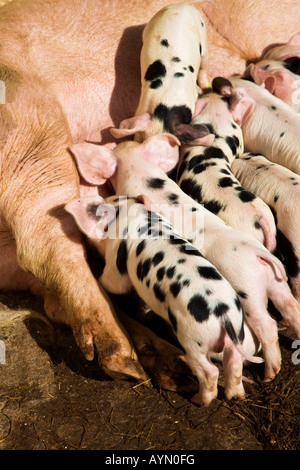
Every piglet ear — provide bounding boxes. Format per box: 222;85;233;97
140;133;181;173
212;76;234;96
264;76;276;94
65;196;116;240
212;77;255;125
174;123;215;146
192;98;208;118
246;64;276;93
288;31;300;46
110;113;152;138
229;88;256;127
70;143;117;185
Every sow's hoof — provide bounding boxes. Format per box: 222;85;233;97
73;317;148;381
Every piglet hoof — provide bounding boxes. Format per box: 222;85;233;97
191;388;218;407
263;362;281;382
225;384;246;402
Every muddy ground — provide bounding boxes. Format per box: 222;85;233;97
0;290;299;452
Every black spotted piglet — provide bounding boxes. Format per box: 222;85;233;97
177;78;277;251
232;152;300;304
66;195;262;407
110;2;213;144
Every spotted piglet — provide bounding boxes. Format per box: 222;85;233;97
70;133;300;382
176;83;277;251
232;152;300;303
66;194;262;406
215;75;300;175
111;2;213;144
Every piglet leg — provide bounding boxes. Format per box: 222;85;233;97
222;347;245;400
244;305;281;381
267;280;300;338
187;352;219;406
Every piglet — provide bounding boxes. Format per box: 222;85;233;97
232;152;300;303
244;32;300;111
213;76;300;175
176;86;277;251
69;133;300;382
110;2;213;143
66;194;262;406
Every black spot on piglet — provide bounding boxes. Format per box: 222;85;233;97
147;177;166;189
154;103;192;136
214;303;229;317
188;294;210;322
237;189;256;203
153;283;166;302
145;60;166;82
218;177;235;188
116;240;128;275
197;266;222;280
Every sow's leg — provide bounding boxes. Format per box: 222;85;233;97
0;69;145;381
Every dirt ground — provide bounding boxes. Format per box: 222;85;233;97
0;290;299;452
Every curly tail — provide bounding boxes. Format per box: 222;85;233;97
223;317;264;364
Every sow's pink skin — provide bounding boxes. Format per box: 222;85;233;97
70;134;300;382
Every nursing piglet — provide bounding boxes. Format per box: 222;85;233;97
110;2;212;143
176;86;276;251
214;76;300;175
244;32;300;112
232;152;300;303
66;194;262;406
70;134;300;381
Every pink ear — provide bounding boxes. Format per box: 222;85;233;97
248;65;297;101
192;98;208;118
229;88;256;126
141;133;180;173
264;76;276;93
288;31;300;46
70;143;117;185
65;196;116;240
110;113;152;138
247;64;274;88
